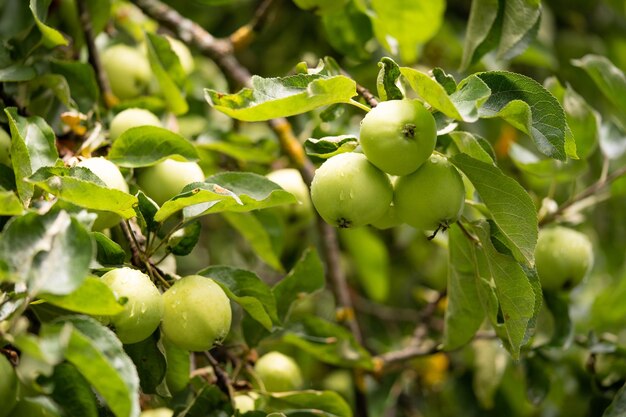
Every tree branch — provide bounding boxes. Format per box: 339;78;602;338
203;351;233;399
229;0;276;50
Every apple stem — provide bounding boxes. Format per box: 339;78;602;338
349;99;372;113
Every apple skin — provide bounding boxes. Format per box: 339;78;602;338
233;394;255;413
140;408;173;417
535;226;593;292
0;354;17;417
109;108;161;141
310;152;393;229
394;154;465;231
359;100;437;176
101;267;164;344
0;128;11;167
161;275;232;352
136;159;205;206
76;157;129;230
255;351;303;392
101;44;151;100
266;168;313;221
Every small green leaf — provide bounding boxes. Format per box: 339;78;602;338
602;380;626;417
0;189;24;215
273;248;325;322
198;265;278;330
304;135;359;160
543;291;573;348
135;191;159;233
573;55;626;119
223;212;283;271
0;210;93;296
448;131;494;164
39;277;124;316
266;390;353;417
124;332;166;395
29;168;138;219
108;126;199;168
167;220;201;256
443;224;486;351
205;74;357;122
92;232;126;266
30;0;68;47
49;362;98;417
162;338;190;394
174;382;232;416
476;71;568;160
283;316;373;370
460;0;499;70
58;316;140;417
145;32;188;115
51;60;100;113
0;64;37;82
433;67;457;95
339;228;389;303
376;57;403;101
451;153;537;266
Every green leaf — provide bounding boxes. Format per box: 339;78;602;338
497;0;541;60
0;189;24;215
0;210;93;296
58;316;140;417
460;0;499;70
367;0;444;64
51;60;100;113
543;291;573;348
603;382;626;417
573;54;626;118
448;131;494;164
451;153;537;266
124;332;166;395
273;248;325;322
376;57;403;101
30;0;68;47
0;64;37;82
266;390;353;417
49;362;98;417
472;339;508;409
145;32;188;115
135;191;159;233
443;224;486;350
304;135;359;160
198;266;278;330
476;71;568;160
162;337;190;394
223;212;283;271
339;228;389;303
474;222;537;359
205;74;357;122
92;232;126;265
108;126;199;168
155;172;296;222
166;220;201;256
283;316;373;370
29;167;138;219
5;107;59;205
322;3;372;62
174;382;232;417
197;138;277;164
39;277;124;316
433;68;457;95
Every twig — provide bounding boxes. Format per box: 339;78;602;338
203;351;233;399
229;0;276;50
539;164;626;226
77;0;117;108
120;220;144;267
356;83;379;108
353;294;422;322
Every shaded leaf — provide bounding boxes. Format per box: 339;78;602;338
145;32;188;115
92;232;126;265
266;390;352;417
49;362;98;417
572;54;626;118
30;0;68;47
304;135;359;160
376;57;403;101
223;212;283;271
167;220;201;256
124;332;166;395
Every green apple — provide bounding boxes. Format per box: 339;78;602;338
140;408;173;417
266;168;313;221
359;99;437;176
394;154;465;231
233;394;255;413
535;226;593;292
109;108;161;141
76;157;129;230
0;128;11;167
310;152;393;228
0;354;17;417
101;267;164;344
136;159;205;206
161;275;232;351
101;44;151;100
370;204;402;229
255;351;303;392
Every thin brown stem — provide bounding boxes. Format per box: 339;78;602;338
120;220;144;267
77;0;117;108
203;351;233;399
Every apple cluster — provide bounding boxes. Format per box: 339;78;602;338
311;99;465;232
99;268;232;352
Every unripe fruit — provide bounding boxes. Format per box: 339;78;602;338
535;226;593;292
233;394;255;413
359;100;437;176
101;44;151;100
0;354;17;417
311;153;393;228
394;154;465;231
161;275;232;352
136;159;205;206
76;157;129;230
109;108;161;141
255;351;303;392
0;128;11;167
140;408;174;417
101;267;164;344
266;168;313;221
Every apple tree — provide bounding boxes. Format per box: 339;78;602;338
1;0;626;416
